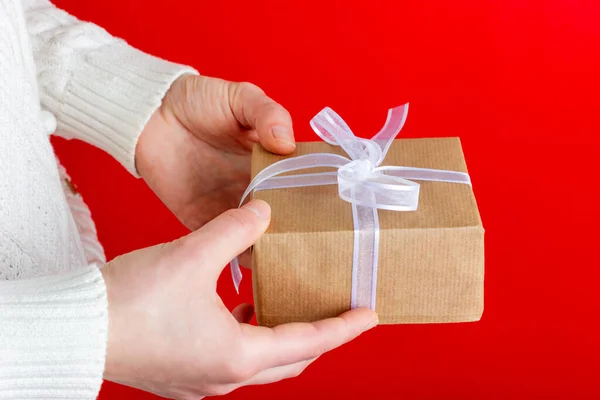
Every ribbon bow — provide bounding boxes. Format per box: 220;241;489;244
230;104;471;310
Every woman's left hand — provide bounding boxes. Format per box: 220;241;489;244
136;74;296;231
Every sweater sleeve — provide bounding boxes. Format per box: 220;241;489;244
22;0;199;177
0;264;108;399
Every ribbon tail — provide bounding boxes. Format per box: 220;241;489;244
370;103;409;163
231;256;243;293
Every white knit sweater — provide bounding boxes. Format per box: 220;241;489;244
0;0;196;398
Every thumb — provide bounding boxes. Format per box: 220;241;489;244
183;199;271;280
228;81;296;154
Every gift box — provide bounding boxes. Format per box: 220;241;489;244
231;105;484;327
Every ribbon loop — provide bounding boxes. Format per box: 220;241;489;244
310;107;369;161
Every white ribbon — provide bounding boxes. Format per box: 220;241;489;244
230;103;471;310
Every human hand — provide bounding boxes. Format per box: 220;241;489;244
135;74;296;233
101;200;378;399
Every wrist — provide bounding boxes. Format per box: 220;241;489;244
134;75;192;180
99;263;115;381
100;261;129;385
135;109;168;181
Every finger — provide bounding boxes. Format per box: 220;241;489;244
246;131;260;143
239;248;252;269
228;82;295;154
218;358;317;395
184;199;271;279
241;308;378;369
232;303;254;323
243;357;317;386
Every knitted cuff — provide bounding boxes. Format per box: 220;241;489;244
57;41;198;177
0;265;108;399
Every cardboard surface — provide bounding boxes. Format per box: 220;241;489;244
251;138;484;327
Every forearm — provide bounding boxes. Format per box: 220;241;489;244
0;264;107;399
23;0;197;176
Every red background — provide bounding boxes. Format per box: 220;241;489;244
51;0;600;399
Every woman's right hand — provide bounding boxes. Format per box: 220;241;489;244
100;199;378;399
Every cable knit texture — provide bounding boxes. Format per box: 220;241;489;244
24;0;198;176
0;0;197;398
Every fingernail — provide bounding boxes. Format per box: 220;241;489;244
243;200;271;220
365;317;379;331
271;125;295;146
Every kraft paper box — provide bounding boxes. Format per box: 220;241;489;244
233;105;484;327
249;137;484;327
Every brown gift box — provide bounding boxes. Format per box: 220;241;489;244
249;137;484;327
